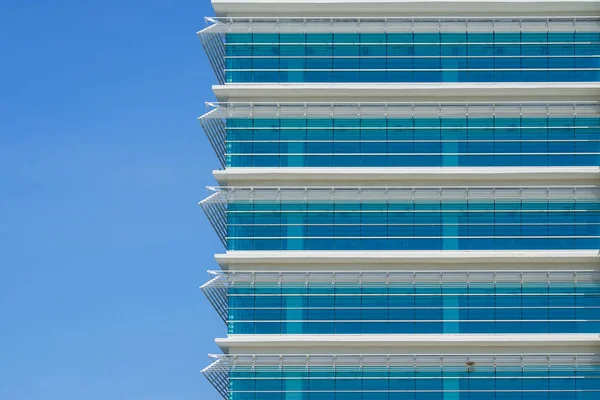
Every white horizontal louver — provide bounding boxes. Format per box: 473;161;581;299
413;21;441;33
219;271;599;287
207;17;600;35
307;188;336;203
440;21;467;33
493;271;522;283
333;104;360;118
253;272;279;288
547;20;576;33
203;102;599;120
280;189;309;203
209;187;598;205
359;21;387;34
361;189;388;203
278;21;306;34
575;187;600;201
253;189;279;203
252;105;278;118
466;20;495;33
521;105;549;118
413;106;441;118
520;20;550;33
335;272;361;288
492;20;521;33
386;105;414;118
573;19;600;33
467;188;496;201
494;188;524;202
279;104;309;118
469;272;496;284
522;188;550;202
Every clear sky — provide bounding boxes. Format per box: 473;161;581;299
0;1;224;399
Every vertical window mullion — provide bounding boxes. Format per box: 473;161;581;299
277;30;281;83
304;30;307;82
385;27;389;82
251;31;256;83
493;22;496;83
251;113;256;168
546;25;550;82
411;25;415;82
277;112;282;168
519;26;523;82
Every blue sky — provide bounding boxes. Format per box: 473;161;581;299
0;1;224;399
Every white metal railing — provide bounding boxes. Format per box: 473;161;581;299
202;101;600;119
201;270;600;322
207;353;599;370
198;22;226;84
198;17;600;82
203;186;600;204
199;186;600;247
202;17;600;34
198;102;600;165
198;108;226;168
199;192;227;246
200;271;228;322
216;270;600;287
203;353;599;398
202;355;229;399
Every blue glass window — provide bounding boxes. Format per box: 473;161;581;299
221;30;600;83
225;115;600;168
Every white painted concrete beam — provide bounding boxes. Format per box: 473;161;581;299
217;333;600;354
214;167;600;187
213;83;600;102
211;0;600;17
215;250;600;270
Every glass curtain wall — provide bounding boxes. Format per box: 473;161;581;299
199;18;600;84
202;354;600;400
200;187;600;251
199;102;600;168
223;271;600;334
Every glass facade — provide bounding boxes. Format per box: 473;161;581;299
200;102;600;169
199;270;600;335
210;187;600;251
228;280;600;335
225;32;600;83
199;9;600;400
203;354;600;400
229;366;600;400
198;17;600;85
226;116;600;168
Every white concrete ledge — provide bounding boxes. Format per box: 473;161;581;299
211;0;600;17
215;250;600;269
214;167;600;186
217;334;600;352
214;83;600;102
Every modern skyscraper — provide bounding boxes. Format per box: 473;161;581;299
198;1;600;399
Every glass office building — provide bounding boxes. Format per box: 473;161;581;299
198;1;600;399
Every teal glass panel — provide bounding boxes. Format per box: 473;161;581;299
225;116;600;167
223;32;600;83
227;280;600;334
228;364;600;400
